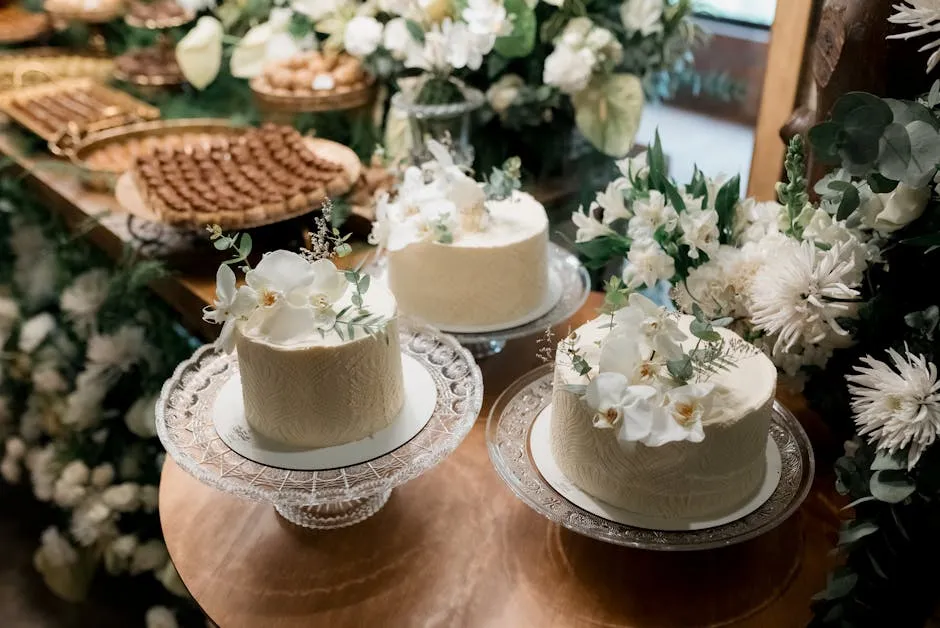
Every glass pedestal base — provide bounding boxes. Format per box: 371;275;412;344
275;490;392;529
465;339;507;359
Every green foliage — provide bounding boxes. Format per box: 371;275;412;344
483;157;523;200
779;136;809;238
713;174;740;244
494;0;537;58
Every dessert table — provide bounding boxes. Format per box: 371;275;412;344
0;127;845;628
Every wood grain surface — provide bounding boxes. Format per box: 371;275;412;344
160;295;844;628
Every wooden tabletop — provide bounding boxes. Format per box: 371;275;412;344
160;294;844;628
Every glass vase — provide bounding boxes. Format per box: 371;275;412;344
390;84;485;168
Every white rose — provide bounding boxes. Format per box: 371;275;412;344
176;16;223;90
125;395;158;439
543;44;596;95
383;17;421;61
344;16;384;57
101;483;141;512
486;73;524;114
131;540;169;575
873;183;931;233
560;16;593;48
19;313;56;354
621;0;664;37
146;606;179;628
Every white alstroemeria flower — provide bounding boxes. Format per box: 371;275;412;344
733;198;785;244
344;16;384;57
596;179;632;224
231;9;303;79
572;206;616;243
176;16;223;90
621;0;664;37
19;313;56;354
627;191;678;239
848;348;940;470
462;0;511;41
655;383;715;445
292;0;342;21
60;269;110;337
678;207;720;260
486;73;524;115
623;239;675;289
543;44;596;94
203;265;259;350
616;151;649;180
614;292;687;360
383;17;422;61
871;182;931;233
407;19;491;72
749;238;862;356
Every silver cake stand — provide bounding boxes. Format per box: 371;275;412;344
155;322;483;529
368;243;591;359
486;365;815;551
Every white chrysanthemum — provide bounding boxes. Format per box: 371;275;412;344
60;269;110;338
889;1;940;73
848;348;940;469
749;238;862;355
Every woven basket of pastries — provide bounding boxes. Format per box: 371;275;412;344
125;124;358;230
250;51;375;113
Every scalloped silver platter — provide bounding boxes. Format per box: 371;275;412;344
155;321;483;508
367;242;591;343
486;364;815;551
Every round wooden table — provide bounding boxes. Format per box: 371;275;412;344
160;295;843;628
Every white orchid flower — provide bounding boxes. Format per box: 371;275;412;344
176;16;223;90
306;259;348;308
244;250;320;307
231;9;303;79
202;265;258;351
653;383;715;445
614;292;687;360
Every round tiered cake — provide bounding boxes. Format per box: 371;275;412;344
372;141;550;330
550;296;776;520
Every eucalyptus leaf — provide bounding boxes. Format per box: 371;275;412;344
808;121;843;164
839;520;878;546
560;384;587;395
405;19;425;44
836;184;860;220
667;356;693;382
871;450;907;471
904;120;940;187
493;0;536;58
213;237;230;251
885;98;939;129
238;233;252;257
867;172;899;193
877;123;912;182
711;316;733;328
870;469;916;503
358;273;370;294
572;74;644;157
929;81;940;108
690;319;720;342
842;496;877;509
904;305;940;339
832;92;893;128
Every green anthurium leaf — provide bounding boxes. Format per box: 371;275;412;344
573;73;644;157
870;469;916;503
494;0;536;58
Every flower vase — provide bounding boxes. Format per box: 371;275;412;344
390;83;485;168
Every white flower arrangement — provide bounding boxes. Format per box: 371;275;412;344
558;292;754;447
369;139;514;251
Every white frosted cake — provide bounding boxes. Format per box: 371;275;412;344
372;142;550;329
204;246;404;449
551;294;776;520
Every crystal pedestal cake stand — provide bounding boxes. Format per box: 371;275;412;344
368;243;591;359
487;365;815;551
156;323;483;529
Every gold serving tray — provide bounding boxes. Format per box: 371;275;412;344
0;78;160;152
0;49;114;92
68;118;246;191
250;75;377;114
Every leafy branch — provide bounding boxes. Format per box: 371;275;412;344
207;224;252;272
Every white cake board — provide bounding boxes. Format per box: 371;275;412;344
213;355;437;471
529;404;783;532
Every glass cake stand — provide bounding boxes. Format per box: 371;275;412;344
367;243;591;359
486;365;815;551
155;322;483;529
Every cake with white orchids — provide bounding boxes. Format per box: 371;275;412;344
370;141;550;330
551;292;777;519
202;221;404;448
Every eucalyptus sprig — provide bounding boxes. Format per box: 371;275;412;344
483;156;522;201
207;224;253;273
666;304;748;384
